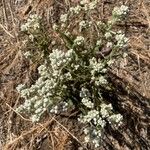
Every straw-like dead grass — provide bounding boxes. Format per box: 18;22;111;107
0;0;150;150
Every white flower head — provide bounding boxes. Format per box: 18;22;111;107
60;14;68;22
24;51;32;59
52;24;58;30
74;36;84;45
106;42;113;48
16;84;26;92
80;0;89;5
113;5;129;18
79;20;87;30
70;5;82;14
96;40;102;46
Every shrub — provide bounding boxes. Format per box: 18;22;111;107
16;1;129;147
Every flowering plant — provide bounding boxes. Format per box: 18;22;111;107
17;1;129;148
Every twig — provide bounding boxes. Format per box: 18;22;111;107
53;118;88;150
0;24;15;38
5;103;31;122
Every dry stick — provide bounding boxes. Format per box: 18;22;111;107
4;126;40;150
2;0;8;29
49;132;55;150
7;95;21;141
0;24;15;38
8;2;19;42
53;118;88;150
137;55;147;97
4;118;54;150
5;103;32;122
6;103;85;148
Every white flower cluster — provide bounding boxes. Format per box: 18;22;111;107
89;57;108;86
89;57;106;76
79;109;105;147
16;84;26;92
17;3;129;148
74;36;84;45
52;23;58;30
79;20;92;31
23;51;32;59
95;76;108;86
96;40;102;46
50;102;68;114
100;103;112;118
105;32;112;39
80;0;89;5
88;0;99;10
21;14;41;32
79;20;86;29
106;42;113;48
84;126;103;147
70;5;82;14
79;103;123;147
80;88;94;108
115;31;128;48
16;49;75;122
78;110;99;123
69;0;99;14
113;5;129;17
81;0;100;11
100;103;123;126
49;49;74;71
60;14;68;22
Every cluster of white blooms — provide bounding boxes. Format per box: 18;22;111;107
49;49;74;71
89;57;108;86
80;0;89;5
23;51;32;59
96;40;102;46
78;110;99;123
21;14;41;32
69;0;100;14
95;76;108;86
50;102;68;114
79;102;123;147
70;5;82;14
100;103;123;126
80;88;94;108
108;5;129;25
82;98;94;108
79;20;92;31
106;42;113;48
16;49;75;122
89;57;106;76
84;126;103;147
78;109;105;147
88;0;99;10
80;0;100;11
105;32;112;39
16;84;26;92
108;114;123;126
74;36;84;45
60;14;68;22
115;31;128;48
100;103;112;118
79;20;86;29
113;5;129;18
52;23;58;30
17;3;129;148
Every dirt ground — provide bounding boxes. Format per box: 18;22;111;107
0;0;150;150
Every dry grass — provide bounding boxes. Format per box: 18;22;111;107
0;0;150;150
